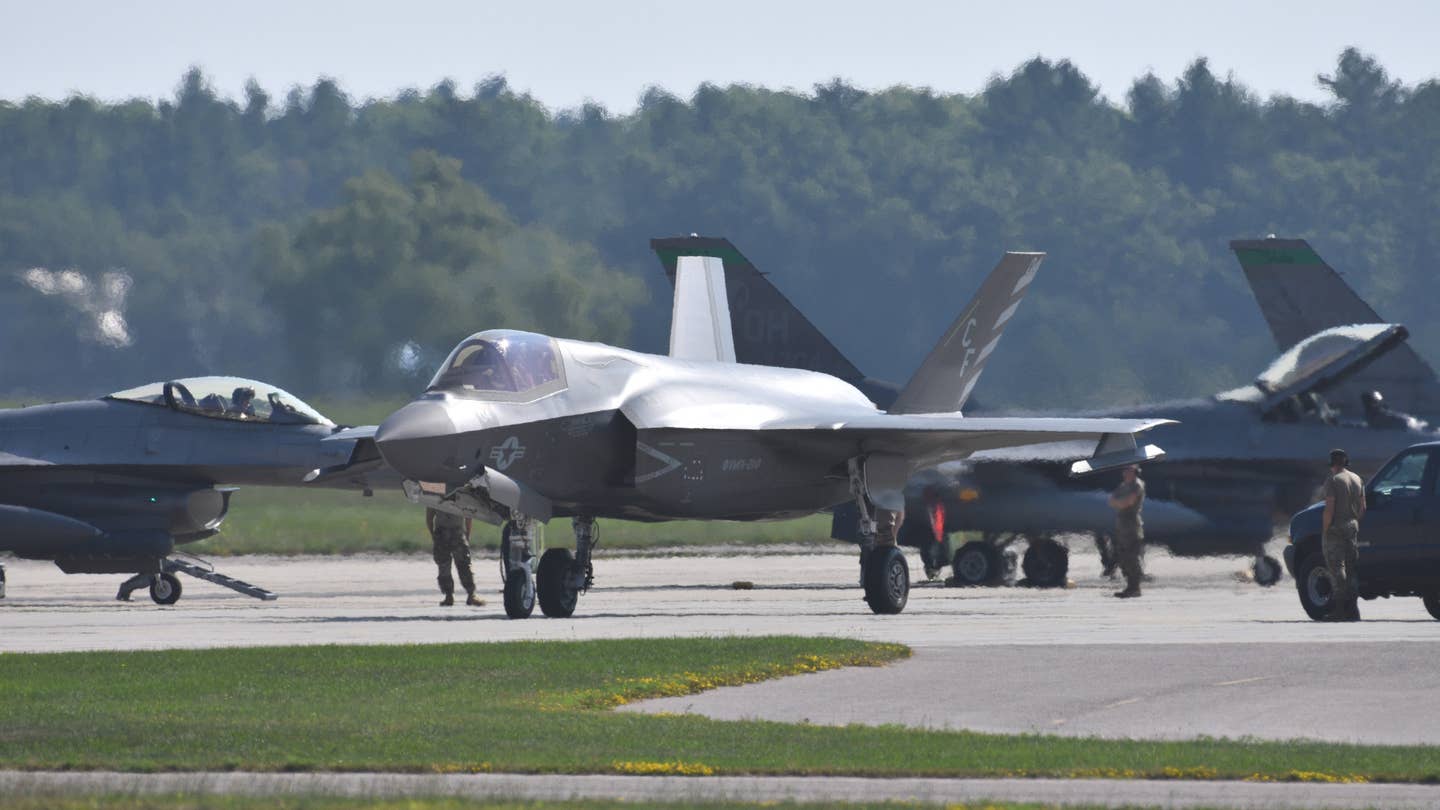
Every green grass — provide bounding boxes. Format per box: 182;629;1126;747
0;638;1435;783
196;488;838;555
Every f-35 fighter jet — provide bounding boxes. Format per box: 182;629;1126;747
664;236;1436;589
0;377;385;603
374;246;1169;617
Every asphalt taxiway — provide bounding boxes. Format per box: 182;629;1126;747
7;770;1440;810
4;543;1439;746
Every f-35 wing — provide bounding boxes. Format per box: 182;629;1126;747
758;413;1171;471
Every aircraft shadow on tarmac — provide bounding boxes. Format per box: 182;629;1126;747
1253;618;1437;624
272;608;897;623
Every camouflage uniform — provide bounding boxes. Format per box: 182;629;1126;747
428;508;477;598
1322;468;1365;619
1112;476;1146;594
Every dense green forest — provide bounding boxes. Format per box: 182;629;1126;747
2;48;1436;408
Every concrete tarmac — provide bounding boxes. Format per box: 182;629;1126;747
3;544;1437;653
4;545;1439;747
7;771;1440;810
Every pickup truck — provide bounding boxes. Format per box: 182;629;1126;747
1286;441;1440;620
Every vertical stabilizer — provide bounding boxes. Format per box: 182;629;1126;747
653;236;864;378
668;254;736;363
1232;237;1440;420
889;252;1044;415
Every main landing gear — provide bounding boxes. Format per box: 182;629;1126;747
851;459;909;615
1253;554;1282;586
537;517;597;618
502;515;599;619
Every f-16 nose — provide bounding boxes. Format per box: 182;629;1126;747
375;400;458;480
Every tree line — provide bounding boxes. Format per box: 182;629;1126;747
2;48;1436;408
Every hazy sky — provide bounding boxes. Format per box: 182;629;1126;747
5;0;1438;111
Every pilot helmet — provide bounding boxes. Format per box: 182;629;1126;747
232;386;256;402
1361;390;1384;409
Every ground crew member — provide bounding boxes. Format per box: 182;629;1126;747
1108;464;1146;598
426;507;482;607
1322;448;1366;621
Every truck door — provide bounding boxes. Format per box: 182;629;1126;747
1359;447;1435;585
1408;451;1440;582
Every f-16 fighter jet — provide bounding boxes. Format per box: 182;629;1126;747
0;377;385;603
374;247;1169;617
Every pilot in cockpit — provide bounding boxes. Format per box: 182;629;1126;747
227;386;258;419
461;342;515;391
1362;390;1425;431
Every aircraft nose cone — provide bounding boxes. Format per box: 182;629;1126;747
376;400;459;480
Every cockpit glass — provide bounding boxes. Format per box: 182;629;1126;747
428;331;564;396
107;377;333;426
1256;324;1394;394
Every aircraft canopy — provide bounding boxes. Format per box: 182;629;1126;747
107;376;333;426
428;330;565;396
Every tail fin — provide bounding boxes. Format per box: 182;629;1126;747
652;236;864;378
667;252;736;363
889;252;1043;415
1232;237;1440;420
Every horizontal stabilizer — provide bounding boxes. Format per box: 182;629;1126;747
1069;433;1167;476
889;252;1044;414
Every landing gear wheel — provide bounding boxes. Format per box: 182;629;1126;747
1296;551;1333;621
1423;594;1440;621
862;546;909;614
503;570;535;619
150;573;182;605
536;548;579;618
1021;538;1069;588
1253;555;1283;587
950;541;1001;587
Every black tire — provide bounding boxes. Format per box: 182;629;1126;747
1295;551;1333;621
536;548;579;618
502;570;535;619
1021;538;1069;588
150;573;182;605
1423;594;1440;621
950;541;1001;587
863;546;909;614
1253;555;1283;587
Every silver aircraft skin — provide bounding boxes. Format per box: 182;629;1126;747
669;235;1437;588
0;376;385;603
374;248;1170;618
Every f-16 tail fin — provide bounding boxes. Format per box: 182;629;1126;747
667;251;736;363
1232;237;1440;419
888;252;1044;415
652;236;865;378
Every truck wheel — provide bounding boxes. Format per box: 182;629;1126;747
1423;594;1440;621
1296;551;1332;621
